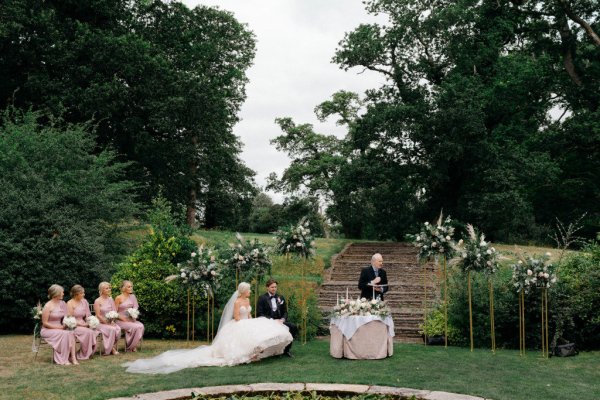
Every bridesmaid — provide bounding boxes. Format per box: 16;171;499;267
67;285;97;360
115;280;144;352
40;284;77;365
93;282;121;355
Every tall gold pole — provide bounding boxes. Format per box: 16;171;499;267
192;293;195;342
545;288;549;358
521;289;526;355
489;280;495;353
468;271;473;352
254;279;258;318
206;294;210;343
211;295;215;341
186;288;191;343
518;290;522;356
541;289;545;357
443;256;448;349
423;258;428;346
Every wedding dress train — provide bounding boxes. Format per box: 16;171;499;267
124;304;292;374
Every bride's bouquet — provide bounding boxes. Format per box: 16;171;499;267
126;308;140;320
105;310;119;323
86;315;100;329
63;316;77;330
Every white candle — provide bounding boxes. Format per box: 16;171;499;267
346;287;348;301
337;293;339;305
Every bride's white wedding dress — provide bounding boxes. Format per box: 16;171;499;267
124;305;292;374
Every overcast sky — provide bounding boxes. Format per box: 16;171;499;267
181;0;386;202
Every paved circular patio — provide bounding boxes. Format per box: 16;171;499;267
108;382;490;400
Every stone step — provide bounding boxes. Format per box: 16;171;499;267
320;241;440;342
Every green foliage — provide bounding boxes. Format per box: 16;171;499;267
0;109;139;333
0;0;258;230
419;306;459;344
270;0;600;242
274;218;316;259
111;196;196;337
551;240;600;349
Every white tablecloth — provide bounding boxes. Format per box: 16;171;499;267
330;315;395;339
329;317;394;359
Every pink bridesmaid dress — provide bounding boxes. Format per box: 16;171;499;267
72;299;97;360
40;301;75;365
116;294;144;351
95;297;121;355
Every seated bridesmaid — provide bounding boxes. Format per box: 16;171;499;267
66;284;97;360
40;284;77;365
115;280;144;352
93;282;121;355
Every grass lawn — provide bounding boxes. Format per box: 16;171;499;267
1;335;598;400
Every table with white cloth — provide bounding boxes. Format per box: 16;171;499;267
329;315;395;359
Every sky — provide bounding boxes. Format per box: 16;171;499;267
181;0;387;202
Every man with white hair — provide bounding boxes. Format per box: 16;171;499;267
358;253;389;300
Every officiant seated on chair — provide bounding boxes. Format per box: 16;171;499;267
358;253;388;300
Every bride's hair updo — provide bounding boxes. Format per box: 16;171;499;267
238;282;251;295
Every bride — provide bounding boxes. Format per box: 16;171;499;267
124;282;293;374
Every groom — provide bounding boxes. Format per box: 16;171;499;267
257;278;298;357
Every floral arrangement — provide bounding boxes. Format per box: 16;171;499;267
105;310;119;322
511;253;557;293
63;316;77;330
126;308;140;320
31;302;42;321
407;211;455;261
167;245;221;298
222;233;272;282
332;297;390;318
273;217;315;259
86;315;100;329
452;224;499;274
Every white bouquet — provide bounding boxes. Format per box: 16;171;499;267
105;310;119;322
332;297;390;318
63;316;77;330
86;315;100;329
126;308;139;320
31;302;42;320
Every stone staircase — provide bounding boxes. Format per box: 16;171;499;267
318;242;438;343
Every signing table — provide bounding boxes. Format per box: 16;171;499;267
329;315;395;359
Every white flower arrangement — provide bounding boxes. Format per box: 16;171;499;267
332;297;390;318
407;211;456;261
273;217;316;258
126;308;139;320
86;315;100;329
31;302;42;320
63;316;77;330
511;254;557;293
105;310;119;322
222;233;272;283
452;224;499;274
166;245;222;298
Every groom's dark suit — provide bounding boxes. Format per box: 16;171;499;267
256;292;298;354
358;266;389;300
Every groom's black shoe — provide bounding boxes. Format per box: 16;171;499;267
284;350;294;358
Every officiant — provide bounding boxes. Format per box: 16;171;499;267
257;278;298;357
358;253;389;300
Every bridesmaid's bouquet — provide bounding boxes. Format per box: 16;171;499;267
86;315;100;329
105;310;119;323
63;316;77;330
126;308;140;320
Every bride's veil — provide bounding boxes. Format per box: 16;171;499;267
215;289;239;341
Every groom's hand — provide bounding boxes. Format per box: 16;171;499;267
372;276;381;285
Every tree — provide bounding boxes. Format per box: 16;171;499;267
0;109;139;332
0;0;258;229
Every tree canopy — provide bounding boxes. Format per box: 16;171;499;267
0;0;257;229
270;0;600;241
